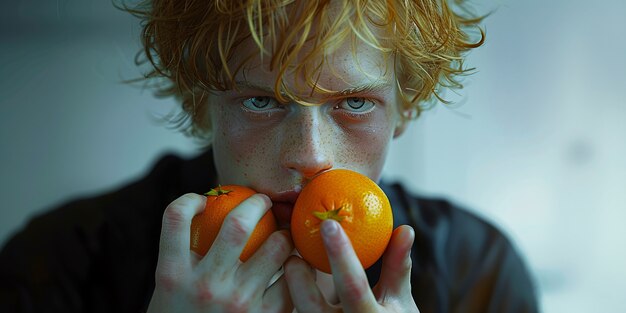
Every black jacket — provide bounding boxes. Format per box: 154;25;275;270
0;150;539;312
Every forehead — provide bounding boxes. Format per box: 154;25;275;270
226;30;394;100
221;2;395;97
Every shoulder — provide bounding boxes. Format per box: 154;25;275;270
382;181;539;312
0;151;215;310
2;152;190;252
5;150;214;244
383;181;506;249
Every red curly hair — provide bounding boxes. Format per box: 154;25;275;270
119;0;485;141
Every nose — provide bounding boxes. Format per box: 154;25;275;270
280;107;334;179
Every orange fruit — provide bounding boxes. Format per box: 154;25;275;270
291;169;393;273
190;185;277;262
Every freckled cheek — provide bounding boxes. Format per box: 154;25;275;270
213;113;281;184
338;115;395;180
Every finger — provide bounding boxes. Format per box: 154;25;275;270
320;220;377;313
284;255;334;313
200;193;272;273
237;230;294;292
159;193;206;264
374;225;415;300
262;275;294;313
154;193;206;291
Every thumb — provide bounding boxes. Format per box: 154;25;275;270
374;225;415;299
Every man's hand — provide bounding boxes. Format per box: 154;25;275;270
147;193;294;313
284;221;419;313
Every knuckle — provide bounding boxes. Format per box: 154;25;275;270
162;193;203;231
154;259;187;292
342;275;368;302
192;281;215;304
163;206;189;230
163;206;185;227
155;271;181;293
223;291;250;313
305;293;326;311
222;213;251;246
401;255;413;274
265;232;292;262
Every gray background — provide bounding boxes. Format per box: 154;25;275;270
2;0;625;311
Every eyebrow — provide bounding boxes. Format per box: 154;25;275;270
232;80;391;98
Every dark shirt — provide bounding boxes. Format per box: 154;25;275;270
0;150;539;312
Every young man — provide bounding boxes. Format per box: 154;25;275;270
0;0;538;312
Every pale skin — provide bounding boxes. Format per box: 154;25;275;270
147;31;420;313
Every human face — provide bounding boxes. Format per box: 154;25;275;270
207;38;405;228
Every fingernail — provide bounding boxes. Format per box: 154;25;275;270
321;220;338;236
255;193;271;206
405;227;415;258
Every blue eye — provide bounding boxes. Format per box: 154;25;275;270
338;97;376;113
242;97;279;111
